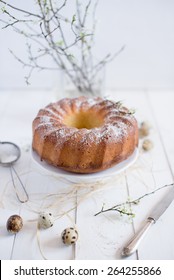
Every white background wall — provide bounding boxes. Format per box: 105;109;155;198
0;0;174;90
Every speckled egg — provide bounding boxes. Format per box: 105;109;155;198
139;121;151;138
38;212;54;229
6;215;23;233
61;227;78;245
142;139;154;151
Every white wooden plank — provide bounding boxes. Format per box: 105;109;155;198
147;90;174;176
76;176;136;260
121;90;174;259
0;91;11;119
0;208;19;260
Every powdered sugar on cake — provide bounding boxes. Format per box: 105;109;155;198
34;97;135;145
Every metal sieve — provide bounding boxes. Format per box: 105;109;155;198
0;141;29;203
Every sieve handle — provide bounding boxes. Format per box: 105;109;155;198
10;165;29;203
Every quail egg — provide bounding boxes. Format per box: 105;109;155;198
61;227;78;245
6;214;23;234
38;212;54;229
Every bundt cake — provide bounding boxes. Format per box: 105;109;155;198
32;96;138;173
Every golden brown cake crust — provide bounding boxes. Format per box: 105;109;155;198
32;96;138;173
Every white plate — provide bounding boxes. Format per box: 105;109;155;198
32;148;139;183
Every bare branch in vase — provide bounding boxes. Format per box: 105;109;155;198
0;0;125;94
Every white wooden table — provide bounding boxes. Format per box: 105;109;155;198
0;89;174;260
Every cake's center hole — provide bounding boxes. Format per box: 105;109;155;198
63;111;104;129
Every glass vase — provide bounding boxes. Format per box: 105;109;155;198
53;67;106;101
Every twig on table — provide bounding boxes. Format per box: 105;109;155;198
94;183;174;217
